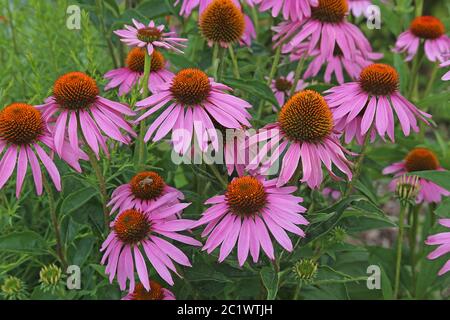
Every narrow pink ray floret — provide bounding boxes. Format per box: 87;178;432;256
425;219;450;276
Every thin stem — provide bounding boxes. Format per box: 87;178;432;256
257;47;282;119
344;129;371;197
409;203;421;297
251;6;259;40
84;145;109;231
290;57;305;97
293;281;302;300
96;0;118;68
228;45;240;79
423;62;439;98
137;53;152;169
394;202;408;299
208;164;228;188
42;175;67;268
211;43;220;79
415;0;423;17
6;0;19;55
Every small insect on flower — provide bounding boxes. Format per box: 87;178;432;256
325;64;432;144
255;0;319;22
122;279;175;300
247;90;353;189
394;16;450;62
425;219;450;276
114;19;188;55
104;48;174;96
384;148;450;204
108;171;186;217
0;103;85;197
101;208;201;291
192;176;308;266
134;68;252;155
37;72;136;158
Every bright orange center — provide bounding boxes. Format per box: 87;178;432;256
130;171;165;200
199;0;245;44
404;148;440;172
359;63;399;96
226;176;267;216
170;68;211;105
113;209;151;244
0;103;44;145
312;0;348;23
126;48;165;73
53;72;99;110
137;27;162;43
130;281;165;300
278;90;333;143
410;16;445;39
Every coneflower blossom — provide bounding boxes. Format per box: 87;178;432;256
176;0;256;46
135;68;252;155
273;0;376;61
291;46;382;84
0;103;85;197
425;219;450;276
192;176;308;265
325;63;431;144
255;0;319;21
101;208;201;292
37;72;136;158
247;90;353;189
114;19;187;55
104;48;174;96
122;280;175;300
394;16;450;62
108;171;185;216
441;60;450;81
268;72;306;107
383;148;449;204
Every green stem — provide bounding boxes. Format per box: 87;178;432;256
293;281;302;300
228;45;240;79
344;129;371;197
208;164;228;188
84;145;109;231
394;202;408;299
290;57;305;97
42;175;67;268
409;203;421;297
422;63;439;98
415;0;423;17
137;53;152;169
257;47;282;119
6;0;19;55
251;6;259;40
211;43;220;79
96;0;118;68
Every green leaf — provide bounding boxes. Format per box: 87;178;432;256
380;265;394;300
260;267;279;300
407;170;450;191
0;231;48;254
61;187;98;214
435;197;450;218
222;77;279;108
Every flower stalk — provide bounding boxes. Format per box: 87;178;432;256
137;53;152;169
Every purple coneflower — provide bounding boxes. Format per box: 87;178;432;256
425;219;450;276
394;16;449;63
135;68;252;155
105;48;174;96
114;19;187;55
0;103;85;197
383;148;449;204
192;176;308;265
268;72;306;107
108;171;185;216
37;72;136;158
273;0;376;61
325;63;431;144
247;90;353;189
347;0;372;17
101;208;201;292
